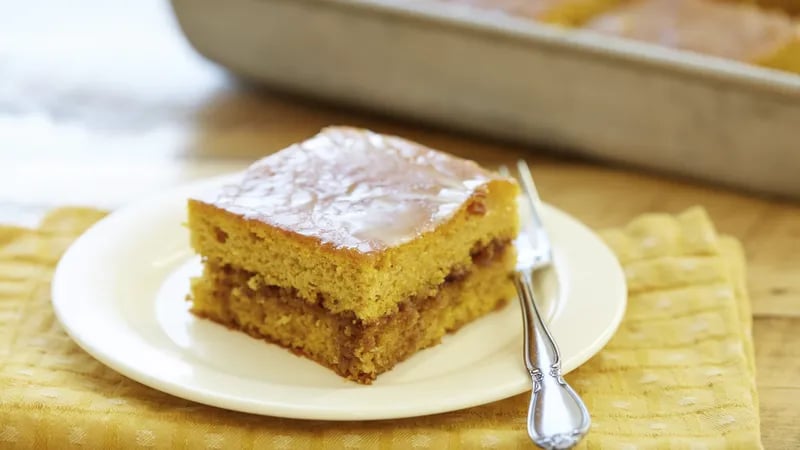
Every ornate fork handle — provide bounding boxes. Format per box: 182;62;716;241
514;269;591;450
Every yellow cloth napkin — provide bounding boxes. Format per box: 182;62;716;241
0;207;760;449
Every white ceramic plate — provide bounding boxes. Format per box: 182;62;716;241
52;174;626;421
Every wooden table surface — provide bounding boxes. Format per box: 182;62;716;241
2;1;798;447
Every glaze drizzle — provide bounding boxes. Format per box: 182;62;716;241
210;127;501;252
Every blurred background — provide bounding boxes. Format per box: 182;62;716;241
1;0;249;224
2;0;799;227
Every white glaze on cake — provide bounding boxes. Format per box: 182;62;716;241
208;127;504;252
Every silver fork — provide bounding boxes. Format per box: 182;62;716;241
500;160;591;450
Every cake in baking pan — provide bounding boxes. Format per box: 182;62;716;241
444;0;800;73
583;0;800;72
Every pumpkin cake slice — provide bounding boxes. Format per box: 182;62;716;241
186;126;520;384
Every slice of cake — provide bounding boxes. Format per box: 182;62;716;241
582;0;800;73
187;127;520;384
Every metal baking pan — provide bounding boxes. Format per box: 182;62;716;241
170;0;800;198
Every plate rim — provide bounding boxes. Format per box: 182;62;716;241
51;173;627;421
